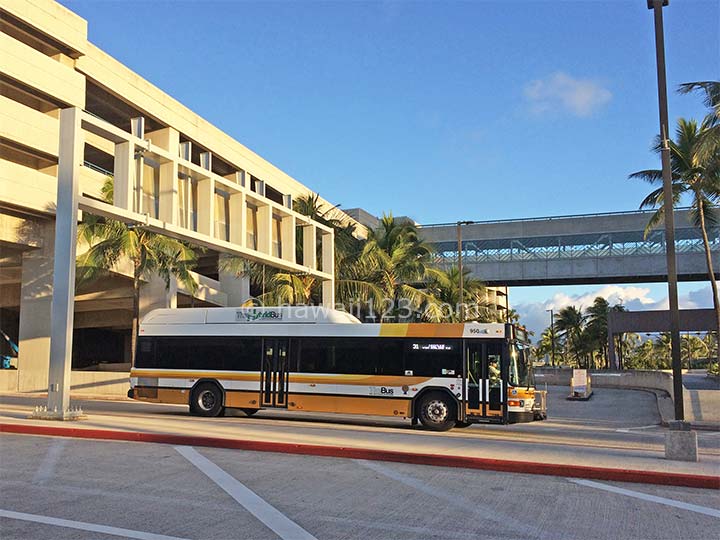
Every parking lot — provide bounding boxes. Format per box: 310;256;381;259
1;432;719;540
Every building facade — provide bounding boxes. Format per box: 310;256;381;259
0;0;347;392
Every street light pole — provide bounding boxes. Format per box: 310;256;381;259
456;221;473;322
648;0;684;421
546;308;556;366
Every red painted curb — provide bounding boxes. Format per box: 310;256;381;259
2;423;718;490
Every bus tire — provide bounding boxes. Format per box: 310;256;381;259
190;382;224;417
241;408;259;417
417;392;456;431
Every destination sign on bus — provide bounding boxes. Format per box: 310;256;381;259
410;343;454;352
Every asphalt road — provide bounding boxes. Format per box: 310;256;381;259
1;433;719;540
3;386;718;458
682;370;720;390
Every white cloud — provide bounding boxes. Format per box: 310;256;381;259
514;284;716;340
523;72;612;117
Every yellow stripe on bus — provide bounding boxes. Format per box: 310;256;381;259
379;324;409;336
378;323;466;338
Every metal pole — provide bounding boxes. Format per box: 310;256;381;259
457;222;464;322
547;308;556;366
649;0;684;421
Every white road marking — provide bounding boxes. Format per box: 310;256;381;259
174;446;318;540
33;438;67;484
568;479;720;518
0;508;189;540
615;425;661;433
354;459;546;539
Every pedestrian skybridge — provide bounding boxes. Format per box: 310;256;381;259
419;209;719;286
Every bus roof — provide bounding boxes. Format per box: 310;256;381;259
139;307;507;339
141;306;362;326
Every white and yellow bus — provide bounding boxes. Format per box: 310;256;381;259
129;306;546;431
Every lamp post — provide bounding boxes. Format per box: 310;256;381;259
648;0;684;421
456;220;473;322
546;308;556;366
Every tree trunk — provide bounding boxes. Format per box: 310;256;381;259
130;270;140;367
697;202;720;363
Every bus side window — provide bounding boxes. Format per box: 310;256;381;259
223;338;262;371
135;338;155;368
156;338;189;370
297;338;331;373
375;340;404;375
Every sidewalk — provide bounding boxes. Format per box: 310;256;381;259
1;394;718;490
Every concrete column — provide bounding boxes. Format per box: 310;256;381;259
229;192;246;247
150;128;180;224
134;154;145;215
45;107;83;416
321;230;335;308
196;178;215;237
665;421;698;462
281;215;296;262
219;271;251;306
159;161;179;224
257;204;272;255
224;170;246;188
113;141;134;211
17;224;55;392
303;225;316;270
139;274;177;319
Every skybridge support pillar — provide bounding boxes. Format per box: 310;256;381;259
33;108;85;420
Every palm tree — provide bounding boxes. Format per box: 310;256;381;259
681;334;708;369
585;297;626;368
653;333;673;369
630;117;720;359
679;81;720;158
535;327;561;366
77;179;198;364
554;306;586;368
425;266;496;322
361;214;444;321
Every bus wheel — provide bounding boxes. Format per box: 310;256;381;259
417;393;456;431
191;383;224;417
241;408;259;417
455;421;472;428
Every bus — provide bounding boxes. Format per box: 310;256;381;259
128;306;546;431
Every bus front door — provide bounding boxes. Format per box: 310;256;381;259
261;339;289;408
465;342;505;421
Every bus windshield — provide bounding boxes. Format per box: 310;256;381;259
508;340;532;388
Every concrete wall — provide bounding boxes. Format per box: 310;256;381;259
0;370;19;392
68;371;130;396
0;369;129;396
535;368;674;394
534;368;718;424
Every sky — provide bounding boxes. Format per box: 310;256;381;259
61;0;719;337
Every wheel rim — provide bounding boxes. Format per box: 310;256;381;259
198;390;216;411
425;399;448;423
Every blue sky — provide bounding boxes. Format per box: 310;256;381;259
62;0;718;335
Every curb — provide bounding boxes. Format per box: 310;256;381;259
2;423;718;490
